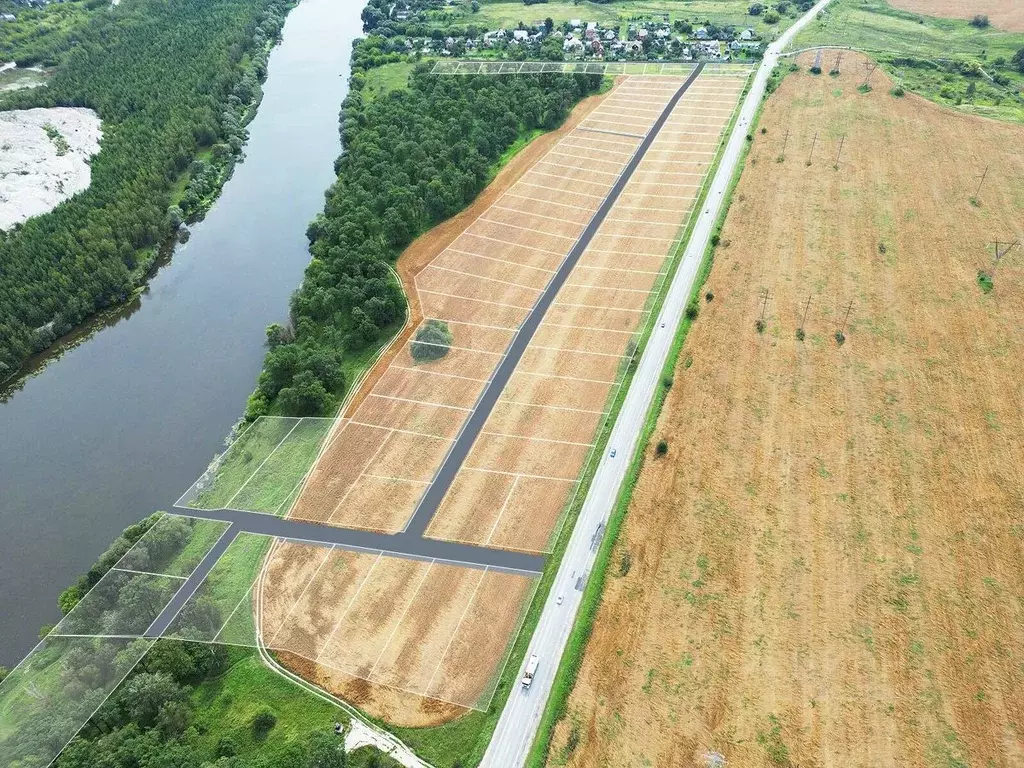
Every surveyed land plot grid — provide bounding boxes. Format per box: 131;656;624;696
276;72;747;553
24;515;538;713
423;69;750;554
150;72;747;716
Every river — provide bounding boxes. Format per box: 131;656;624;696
0;0;361;666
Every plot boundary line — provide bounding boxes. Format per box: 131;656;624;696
485;478;520;546
324;429;394;524
314;551;383;663
421;566;487;696
111;567;188;581
211;582;257;644
474;216;585;240
224;419;302;510
365;559;436;681
365;393;473;412
266;543;335;648
422;264;544;292
480;431;595;449
418;289;533;312
444;247;558;274
497;399;605;415
387;365;491;384
513;181;606;201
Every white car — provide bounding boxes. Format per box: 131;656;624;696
610;448;617;458
556;595;563;606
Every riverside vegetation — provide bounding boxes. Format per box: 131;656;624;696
246;40;601;419
1;514;398;767
0;0;292;382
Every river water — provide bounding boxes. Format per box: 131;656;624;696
0;0;361;666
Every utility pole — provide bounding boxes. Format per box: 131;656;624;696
973;165;989;203
834;135;846;169
992;240;1019;271
796;294;811;340
756;288;772;333
862;61;877;87
807;131;818;165
836;299;854;345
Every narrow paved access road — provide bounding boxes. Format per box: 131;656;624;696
481;3;833;765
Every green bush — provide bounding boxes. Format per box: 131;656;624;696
655;440;668;456
252;709;278;741
410;319;454;361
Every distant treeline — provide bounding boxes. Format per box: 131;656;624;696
247;52;601;418
0;0;290;382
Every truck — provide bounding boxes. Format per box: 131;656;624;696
521;654;539;689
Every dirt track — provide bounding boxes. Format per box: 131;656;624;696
888;0;1024;31
551;53;1024;768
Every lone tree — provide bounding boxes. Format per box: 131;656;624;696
411;319;454;362
970;14;989;28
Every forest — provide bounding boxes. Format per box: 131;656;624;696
249;47;601;418
0;0;290;382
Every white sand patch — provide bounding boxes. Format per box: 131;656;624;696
0;107;102;229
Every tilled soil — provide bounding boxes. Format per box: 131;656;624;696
550;52;1024;768
888;0;1024;31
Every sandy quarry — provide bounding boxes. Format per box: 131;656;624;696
550;52;1024;768
0;107;102;229
888;0;1024;31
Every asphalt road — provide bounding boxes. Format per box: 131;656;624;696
480;5;833;765
403;63;706;538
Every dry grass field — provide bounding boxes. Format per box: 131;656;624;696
888;0;1024;31
550;52;1024;768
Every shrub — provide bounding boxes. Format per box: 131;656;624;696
857;83;872;93
410;319;453;361
834;330;846;345
810;65;822;75
662;375;674;389
760;126;767;134
705;290;715;302
711;233;721;247
977;270;994;293
618;551;632;576
890;85;905;97
216;736;239;758
749;2;763;15
685;300;700;320
970;14;989;28
795;327;805;341
764;9;780;23
655;440;668;456
252;710;277;741
755;318;766;333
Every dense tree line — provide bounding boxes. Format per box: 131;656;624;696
0;0;289;382
248;55;600;418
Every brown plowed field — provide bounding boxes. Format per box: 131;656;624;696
550;53;1024;768
889;0;1024;30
